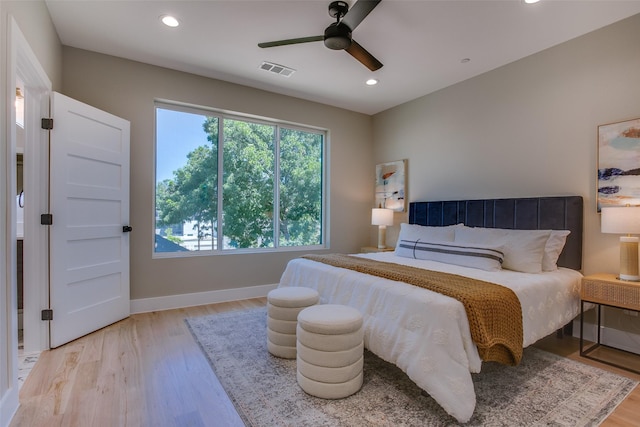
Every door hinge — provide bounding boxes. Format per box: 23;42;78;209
41;213;53;225
41;309;53;321
41;118;54;130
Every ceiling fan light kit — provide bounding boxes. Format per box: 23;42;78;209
258;0;384;72
324;22;352;50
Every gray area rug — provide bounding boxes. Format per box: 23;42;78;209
186;307;637;426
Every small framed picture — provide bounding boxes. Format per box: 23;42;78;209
375;159;406;212
598;117;640;211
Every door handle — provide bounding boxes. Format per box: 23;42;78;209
123;225;133;233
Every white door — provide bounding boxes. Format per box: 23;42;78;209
49;92;130;348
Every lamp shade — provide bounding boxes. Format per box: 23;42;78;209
601;206;640;234
371;208;394;226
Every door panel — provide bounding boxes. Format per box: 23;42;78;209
49;92;130;348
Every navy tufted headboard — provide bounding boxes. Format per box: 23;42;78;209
409;196;583;271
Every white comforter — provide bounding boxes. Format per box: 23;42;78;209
278;252;583;423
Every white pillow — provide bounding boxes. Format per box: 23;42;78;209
542;230;571;271
396;239;504;271
394;223;459;253
454;227;551;273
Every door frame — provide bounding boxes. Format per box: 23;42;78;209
13;18;51;354
0;10;15;426
2;13;51;407
2;15;50;426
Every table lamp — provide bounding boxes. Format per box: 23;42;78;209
371;208;394;249
601;206;640;281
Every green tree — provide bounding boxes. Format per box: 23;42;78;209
222;119;275;248
156;118;218;249
163;228;182;245
279;128;322;246
156;115;322;250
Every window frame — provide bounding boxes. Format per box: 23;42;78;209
153;100;328;258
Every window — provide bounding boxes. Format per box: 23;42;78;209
154;102;325;255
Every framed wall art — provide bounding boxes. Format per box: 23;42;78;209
375;159;406;212
598;117;640;211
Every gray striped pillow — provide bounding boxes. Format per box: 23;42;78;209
396;239;504;271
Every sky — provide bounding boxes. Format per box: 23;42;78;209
156;108;212;182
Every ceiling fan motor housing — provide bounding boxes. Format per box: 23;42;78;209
324;22;352;50
328;1;349;18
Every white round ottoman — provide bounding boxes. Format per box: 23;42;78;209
296;304;364;399
267;287;319;359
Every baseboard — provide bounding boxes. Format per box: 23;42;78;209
573;319;640;354
130;283;278;314
0;386;18;427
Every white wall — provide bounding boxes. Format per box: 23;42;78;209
61;47;374;302
372;13;640;338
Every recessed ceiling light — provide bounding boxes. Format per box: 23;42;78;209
160;15;180;28
366;78;378;86
524;0;540;4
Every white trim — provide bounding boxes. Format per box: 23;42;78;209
0;391;17;427
573;318;640;354
1;16;52;426
574;317;598;342
13;17;51;353
1;14;19;427
130;283;278;314
600;326;640;354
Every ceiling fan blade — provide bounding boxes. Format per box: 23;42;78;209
345;40;383;71
258;36;323;48
341;0;382;32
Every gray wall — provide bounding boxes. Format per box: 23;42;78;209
372;14;640;338
0;0;61;417
373;13;640;276
61;47;374;300
2;1;62;89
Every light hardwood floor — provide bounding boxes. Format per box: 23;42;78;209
11;298;640;427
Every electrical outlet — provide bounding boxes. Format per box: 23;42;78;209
622;309;639;317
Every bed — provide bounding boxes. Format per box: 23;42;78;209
278;196;583;423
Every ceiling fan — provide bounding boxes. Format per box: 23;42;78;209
258;0;383;72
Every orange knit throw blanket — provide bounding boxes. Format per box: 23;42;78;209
302;254;523;365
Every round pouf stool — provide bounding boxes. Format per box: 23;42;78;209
296;304;364;399
267;287;320;359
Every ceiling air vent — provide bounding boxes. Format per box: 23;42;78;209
259;61;296;77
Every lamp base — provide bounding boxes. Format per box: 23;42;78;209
619;236;640;282
617;275;640;282
377;225;387;249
